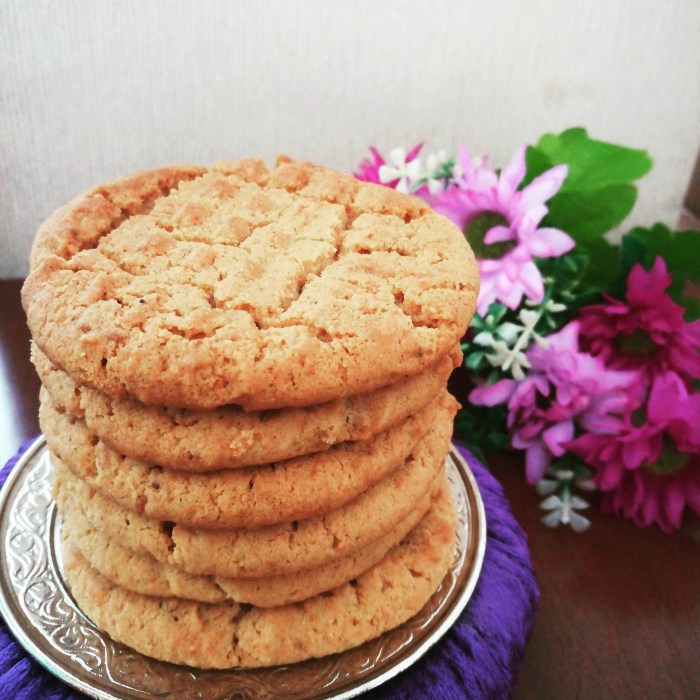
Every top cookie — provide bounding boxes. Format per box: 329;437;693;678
23;157;478;410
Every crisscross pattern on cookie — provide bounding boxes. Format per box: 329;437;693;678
24;158;478;409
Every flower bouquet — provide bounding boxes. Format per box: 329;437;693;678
356;128;700;533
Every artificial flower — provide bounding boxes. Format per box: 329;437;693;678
355;133;696;534
478;308;547;380
600;463;700;534
450;145;497;191
353;147;385;185
354;142;423;189
471;322;637;483
539;493;591;532
423;149;450;194
536;467;596;496
578;256;700;384
569;371;700;532
427;145;574;314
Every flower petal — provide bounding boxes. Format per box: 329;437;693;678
484;225;514;244
518;164;568;212
541;510;562;528
469;379;517;406
519;261;545;301
542;421;574;456
660;483;685;530
569;510;592;533
389;147;407;167
526;442;551;484
498;145;526;200
540;494;563;510
570;496;590;510
378;165;403;183
406;142;424;161
526;228;575;258
535;479;559;495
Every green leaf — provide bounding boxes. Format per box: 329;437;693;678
683;297;700;322
621;223;700;318
544;184;638;240
523;128;652;242
625;223;700;283
535;127;652;193
486;303;508;324
611;233;647;298
453;405;510;456
522;145;553;188
578;237;621;291
464;351;486;369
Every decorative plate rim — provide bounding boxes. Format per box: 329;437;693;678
0;437;486;700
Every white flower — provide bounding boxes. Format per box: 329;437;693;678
486;340;530;380
424;150;449;194
425;149;448;173
472;330;496;347
497;322;522;344
487;340;511;365
518;308;538;328
518;308;547;347
472;322;520;347
378;148;422;194
575;479;597;492
546;300;567;314
539;494;591;532
535;479;560;496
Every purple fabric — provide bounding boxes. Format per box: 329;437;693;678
0;439;538;700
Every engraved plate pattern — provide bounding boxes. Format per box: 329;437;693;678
0;440;484;700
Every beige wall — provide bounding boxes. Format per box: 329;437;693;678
1;0;699;277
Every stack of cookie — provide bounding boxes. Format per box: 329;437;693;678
22;157;478;668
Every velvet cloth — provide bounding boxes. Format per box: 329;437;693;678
0;439;538;699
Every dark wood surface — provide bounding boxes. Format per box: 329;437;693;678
1;278;698;699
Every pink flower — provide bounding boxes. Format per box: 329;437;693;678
471;322;637;483
354;143;423;191
427;145;574;315
578;256;700;385
600;465;700;534
354;147;385;185
569;372;700;532
451;145;498;192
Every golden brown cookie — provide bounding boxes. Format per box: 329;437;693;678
51;394;455;578
59;481;436;607
41;389;448;529
23;158;477;410
29;165;207;271
34;342;459;471
62;478;456;668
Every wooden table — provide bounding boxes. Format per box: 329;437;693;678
1;278;698;699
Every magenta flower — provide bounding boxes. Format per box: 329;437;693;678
427;145;574;315
354;143;423;192
600;464;700;534
354;147;385;185
569;372;700;532
579;256;700;385
471;322;637;483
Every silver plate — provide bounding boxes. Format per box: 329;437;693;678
0;438;486;699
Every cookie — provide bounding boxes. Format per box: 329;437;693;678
41;389;447;529
51;394;455;577
62;478;455;668
59;481;435;607
29;166;207;271
34;342;459;471
23;158;478;410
